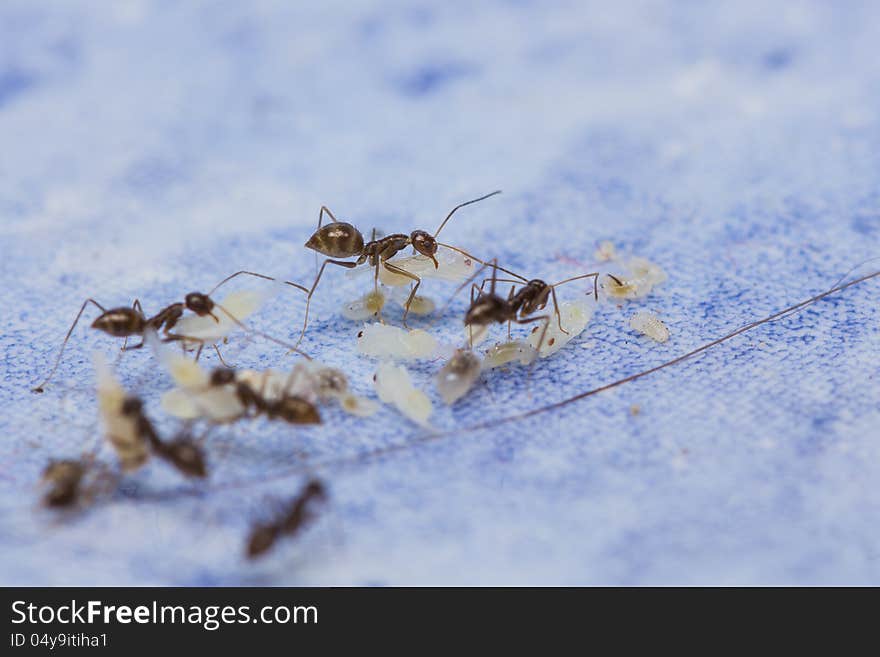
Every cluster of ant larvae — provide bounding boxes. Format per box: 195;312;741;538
374;361;433;427
357;323;437;359
629;311;670;343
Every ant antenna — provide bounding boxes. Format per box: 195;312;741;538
212;304;312;360
207;271;308;297
433;190;502;238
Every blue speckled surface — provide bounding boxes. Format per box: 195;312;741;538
1;1;879;585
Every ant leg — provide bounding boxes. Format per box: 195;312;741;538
383;262;422;327
317;205;339;230
516;314;551;354
315;206;340;276
122;298;143;351
550;286;569;335
552;272;601;302
294;259;358;350
194;344;204;362
208;271;308;296
213;344;232;368
32;298;107;393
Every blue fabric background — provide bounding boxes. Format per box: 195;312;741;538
1;1;879;585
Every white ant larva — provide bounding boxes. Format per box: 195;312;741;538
482;340;538;369
526;298;593;357
435;349;482;404
341;289;386;321
629;311;670;343
356;323;438;359
601;256;668;301
374;361;432;426
389;285;435;316
94;352;151;471
152;334;247;423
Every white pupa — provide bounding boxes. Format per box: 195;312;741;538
357;323;437;359
374;361;432;426
629;311;670;343
94;353;149;471
173;289;267;343
527;299;593;357
482;340;538;369
435;349;482;404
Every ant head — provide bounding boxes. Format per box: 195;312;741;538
304;479;327;500
522;280;551;314
210;368;236;386
410;230;439;267
121;396;143;415
185;292;215;316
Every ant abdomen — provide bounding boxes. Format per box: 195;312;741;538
90;308;145;337
305;223;364;258
271;396;321;424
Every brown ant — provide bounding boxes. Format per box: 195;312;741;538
246;478;327;558
41;459;89;508
32;270;309;393
458;259;599;352
460;260;554;352
39;398;205;509
206;367;322;425
119;396;208;478
295;190;502;347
